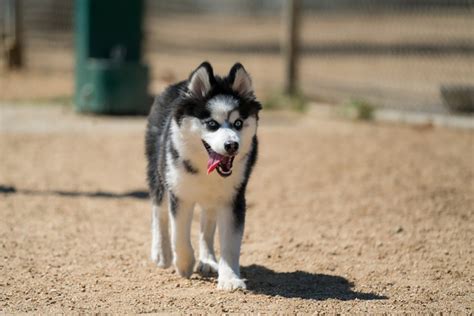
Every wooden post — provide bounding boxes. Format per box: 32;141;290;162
283;0;300;96
4;0;23;69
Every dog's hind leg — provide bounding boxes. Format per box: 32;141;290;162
150;197;172;268
169;192;196;278
196;206;218;276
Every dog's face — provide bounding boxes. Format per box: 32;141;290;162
174;62;261;177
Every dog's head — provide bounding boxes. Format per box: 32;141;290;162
174;62;261;177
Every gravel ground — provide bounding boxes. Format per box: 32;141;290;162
0;105;473;313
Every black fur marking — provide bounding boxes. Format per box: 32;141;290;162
182;160;199;174
244;136;259;180
227;62;245;84
174;80;261;124
232;136;259;229
232;186;246;230
146;84;179;204
169;191;179;216
169;140;180;161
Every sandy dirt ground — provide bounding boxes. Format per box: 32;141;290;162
0;104;473;313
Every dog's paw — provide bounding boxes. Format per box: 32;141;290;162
151;252;171;269
174;254;195;278
196;259;218;276
151;249;172;269
217;277;247;291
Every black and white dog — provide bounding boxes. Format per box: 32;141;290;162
145;62;261;290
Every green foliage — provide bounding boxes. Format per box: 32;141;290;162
341;99;375;121
1;95;73;106
263;90;308;112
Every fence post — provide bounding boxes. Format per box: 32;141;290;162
4;0;23;69
283;0;301;96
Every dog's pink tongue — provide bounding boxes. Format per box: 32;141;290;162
207;153;224;174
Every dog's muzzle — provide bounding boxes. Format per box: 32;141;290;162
203;141;235;177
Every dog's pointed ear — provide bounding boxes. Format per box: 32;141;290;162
228;63;253;97
187;62;215;97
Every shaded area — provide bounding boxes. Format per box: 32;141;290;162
0;185;16;194
242;264;387;301
0;185;148;200
155;40;474;56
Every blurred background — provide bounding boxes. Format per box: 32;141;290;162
1;2;473;312
0;0;473;114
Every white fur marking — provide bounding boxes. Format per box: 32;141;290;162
151;201;172;268
202;126;240;156
207;95;238;119
229;111;240;124
170;199;196;278
217;208;246;290
196;207;219;275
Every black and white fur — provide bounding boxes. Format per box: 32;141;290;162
145;62;261;290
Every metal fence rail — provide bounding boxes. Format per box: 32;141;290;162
1;0;473;113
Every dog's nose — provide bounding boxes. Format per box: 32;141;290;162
224;141;239;155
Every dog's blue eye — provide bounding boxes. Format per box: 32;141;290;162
233;119;243;130
206;120;220;131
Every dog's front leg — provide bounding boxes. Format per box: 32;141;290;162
196;207;218;276
169;192;195;278
150;198;172;268
217;207;246;290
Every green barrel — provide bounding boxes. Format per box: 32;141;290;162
74;0;151;114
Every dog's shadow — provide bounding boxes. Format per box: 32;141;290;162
240;264;387;301
0;184;148;199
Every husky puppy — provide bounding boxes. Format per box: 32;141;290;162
145;62;261;290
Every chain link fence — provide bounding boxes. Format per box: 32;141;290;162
1;0;473;113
